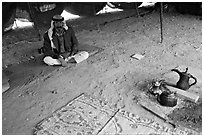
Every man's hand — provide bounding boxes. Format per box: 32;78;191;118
69;52;74;57
69;50;78;57
59;55;64;59
65;56;72;62
65;53;75;62
61;52;71;59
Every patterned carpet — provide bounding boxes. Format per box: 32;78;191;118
33;93;199;135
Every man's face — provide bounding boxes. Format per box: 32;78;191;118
53;21;64;28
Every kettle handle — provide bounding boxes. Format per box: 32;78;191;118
189;75;197;87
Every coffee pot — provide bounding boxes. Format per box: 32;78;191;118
171;67;197;90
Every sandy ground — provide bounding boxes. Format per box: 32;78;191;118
2;9;202;134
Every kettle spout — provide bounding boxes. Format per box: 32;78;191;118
185;67;188;73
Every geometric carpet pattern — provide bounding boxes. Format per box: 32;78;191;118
33;93;116;135
33;93;199;135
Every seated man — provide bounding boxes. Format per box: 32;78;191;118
43;15;89;66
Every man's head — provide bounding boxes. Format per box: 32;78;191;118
52;15;64;29
52;15;66;36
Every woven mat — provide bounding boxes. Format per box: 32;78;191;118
99;108;198;135
33;94;117;135
33;93;199;135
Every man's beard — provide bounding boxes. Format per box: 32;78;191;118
55;27;65;36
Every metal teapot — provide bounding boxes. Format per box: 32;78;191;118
171;67;197;90
156;82;178;107
157;91;177;107
148;79;165;95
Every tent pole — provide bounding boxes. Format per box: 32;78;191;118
159;2;163;43
134;2;140;17
27;2;41;41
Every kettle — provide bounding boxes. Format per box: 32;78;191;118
155;82;178;107
157;91;177;107
171;67;197;90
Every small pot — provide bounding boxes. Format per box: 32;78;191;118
148;80;165;95
157;91;177;107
